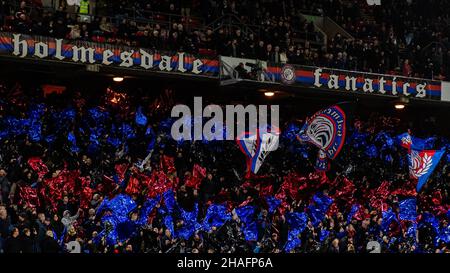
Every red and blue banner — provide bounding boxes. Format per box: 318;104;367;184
266;64;442;100
0;32;219;77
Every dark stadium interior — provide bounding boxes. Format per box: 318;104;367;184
1;0;450;255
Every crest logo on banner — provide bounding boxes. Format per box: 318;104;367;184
281;65;296;85
401;134;412;150
409;150;432;179
237;128;280;174
300;105;347;160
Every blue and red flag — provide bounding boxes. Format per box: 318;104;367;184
299;104;347;161
409;149;444;192
236;128;280;175
398;132;445;192
315;150;330;171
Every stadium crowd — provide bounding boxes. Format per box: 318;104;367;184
1;0;450;80
0;79;450;254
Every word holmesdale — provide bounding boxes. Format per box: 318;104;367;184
10;33;205;74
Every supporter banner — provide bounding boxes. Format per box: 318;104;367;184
0;32;219;77
220;56;446;101
270;64;442;100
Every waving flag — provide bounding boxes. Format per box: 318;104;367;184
405;222;417;241
397;132;437;151
436;225;450;245
96;194;137;218
177;204;202;240
27;157;49;179
398;132;444;192
419;212;440;234
202;204;231;232
136;196;161;226
381;208;398;232
265;197;281;214
135;106;148;127
299;104;347;160
235;206;258;241
67;131;80;153
94;194;138;246
409;149;444;192
308;193;333;227
237;128;280;174
398;132;423;150
284;212;308;252
399;198;417;221
347;204;361;223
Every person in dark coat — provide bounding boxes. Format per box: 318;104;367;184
0;169;10;204
40;230;61;253
4;228;21;253
21;228;36;253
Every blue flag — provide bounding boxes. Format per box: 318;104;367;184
406;222;417;238
397;132;426;150
163;190;177;214
308;193;333;227
436;225;450;245
202;204;231;232
67;131;80;153
419;212;440;233
101;194;137;219
135;106;148;127
94;194;138;246
235;206;258;241
177;204;202;240
163;215;175;237
381;208;398;232
136;196;161;226
284;212;308;252
319;229;330;242
266;197;281;214
399;198;417;221
28;122;42;142
347;204;360;223
365;145;378;159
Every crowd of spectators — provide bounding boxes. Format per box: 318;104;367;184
2;0;450;79
0;77;449;254
1;0;450;80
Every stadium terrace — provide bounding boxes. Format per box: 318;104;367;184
10;34;205;74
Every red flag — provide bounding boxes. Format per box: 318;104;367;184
27;157;49;179
18;186;40;208
80;187;93;209
115;163;129;182
185;164;206;189
160;155;176;174
125;176;141;195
